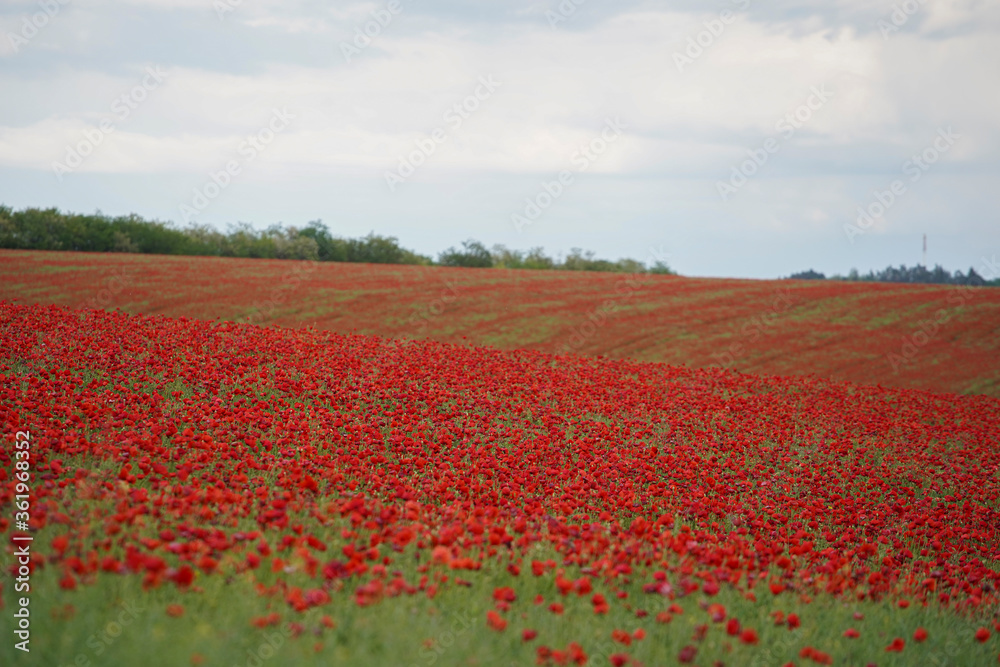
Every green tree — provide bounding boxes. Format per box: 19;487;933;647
439;240;493;268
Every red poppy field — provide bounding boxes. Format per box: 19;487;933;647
3;249;1000;397
2;301;998;666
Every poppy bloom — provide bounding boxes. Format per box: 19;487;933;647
4;297;1000;667
611;629;631;646
486;610;507;631
568;644;587;666
885;638;905;652
493;586;516;603
799;647;833;665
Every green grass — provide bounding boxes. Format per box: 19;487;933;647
4;540;996;667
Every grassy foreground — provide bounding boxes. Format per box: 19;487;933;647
4;541;998;667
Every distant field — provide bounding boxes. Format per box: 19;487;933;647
3;249;999;396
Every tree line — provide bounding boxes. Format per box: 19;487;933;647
0;205;674;275
788;265;999;287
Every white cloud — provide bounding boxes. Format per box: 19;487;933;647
4;7;996;178
0;0;997;276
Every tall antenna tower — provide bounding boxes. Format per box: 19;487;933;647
923;234;927;267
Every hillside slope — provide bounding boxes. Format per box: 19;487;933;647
1;302;999;665
3;249;999;396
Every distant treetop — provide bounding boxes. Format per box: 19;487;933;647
787;264;996;286
0;205;675;276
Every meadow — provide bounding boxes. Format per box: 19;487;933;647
1;298;998;666
2;249;1000;397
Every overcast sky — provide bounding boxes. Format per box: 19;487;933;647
1;0;998;278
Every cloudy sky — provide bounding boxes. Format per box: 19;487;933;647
1;0;998;278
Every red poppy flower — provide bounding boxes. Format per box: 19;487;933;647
885;638;905;652
486;610;507;631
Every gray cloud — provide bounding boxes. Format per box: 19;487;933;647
0;0;997;278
